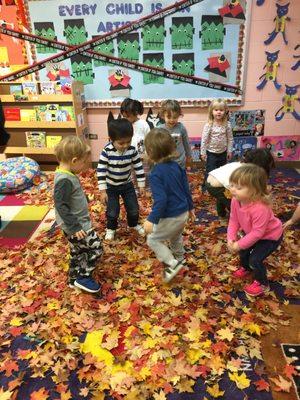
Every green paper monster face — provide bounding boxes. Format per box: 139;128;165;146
143;58;165;84
200;17;225;50
34;23;57;53
118;39;140;61
64;24;88;45
172;58;194;84
71;60;95;85
93;40;115;67
142;22;166;51
170;19;194;50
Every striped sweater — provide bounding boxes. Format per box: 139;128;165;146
97;142;145;190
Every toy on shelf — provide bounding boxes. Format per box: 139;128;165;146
291;44;300;71
264;3;290;45
257;51;281;90
275;85;300;121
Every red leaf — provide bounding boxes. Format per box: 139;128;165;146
284;364;297;379
0;360;19;377
254;379;270;392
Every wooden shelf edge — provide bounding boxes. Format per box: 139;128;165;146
5;146;55;155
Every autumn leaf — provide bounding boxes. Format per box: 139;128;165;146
270;375;292;392
283;364;297;379
0;388;14;400
207;383;225;398
0;360;19;377
228;372;251;389
254;379;270;392
153;390;167;400
30;387;49;400
217;327;234;341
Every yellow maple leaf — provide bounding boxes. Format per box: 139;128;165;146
80;330;114;367
229;372;251;389
217;327;234;341
184;328;203;342
0;388;13;400
207;383;225;398
167;292;182;306
153;390;167;400
10;317;23;326
138;366;151;380
244;323;261;336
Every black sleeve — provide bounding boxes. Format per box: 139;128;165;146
54;179;82;234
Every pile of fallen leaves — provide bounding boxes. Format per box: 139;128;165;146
0;169;299;399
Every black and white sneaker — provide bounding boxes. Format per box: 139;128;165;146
163;261;185;283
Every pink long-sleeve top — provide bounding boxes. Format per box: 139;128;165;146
227;198;283;249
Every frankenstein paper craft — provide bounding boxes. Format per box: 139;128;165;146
117;33;140;62
63;19;88;46
71;54;95;85
172;54;195;84
200;16;225;50
264;3;290;45
92;35;114;67
170;17;194;50
142;19;166;51
257;50;281;90
34;22;57;53
143;54;164;85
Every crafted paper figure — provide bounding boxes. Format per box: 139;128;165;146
204;54;230;78
117;33;140;62
218;0;245;23
92;35;115;67
46;61;70;81
264;3;290;45
108;69;132;97
291;44;300;71
257;50;281;90
172;54;194;84
63;19;88;46
71;54;95;85
34;22;57;53
170;17;194;50
142;54;164;85
142;19;166;51
275;85;300;121
200;16;225;50
146;108;164;129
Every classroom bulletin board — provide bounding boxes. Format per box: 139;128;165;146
25;0;251;106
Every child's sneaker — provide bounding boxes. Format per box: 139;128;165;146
68;279;76;288
244;280;269;297
163;260;185;283
233;266;250;279
105;229;115;240
134;224;145;236
74;277;101;293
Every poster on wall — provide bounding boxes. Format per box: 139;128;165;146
232;136;257;160
27;0;251;103
229;109;265;137
190;137;201;162
260;136;300;161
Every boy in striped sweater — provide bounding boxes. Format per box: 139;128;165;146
97;118;145;240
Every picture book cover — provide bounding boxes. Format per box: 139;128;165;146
46;135;62;148
9;85;23;96
20;109;37;121
22;82;38;95
58;106;75;121
189;137;201;162
25;131;46;148
40;81;55;95
34;105;48;121
45;104;59;121
229;109;265;137
3;107;21;121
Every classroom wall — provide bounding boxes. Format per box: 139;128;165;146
86;2;300;161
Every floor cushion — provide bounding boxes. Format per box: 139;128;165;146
0;156;41;193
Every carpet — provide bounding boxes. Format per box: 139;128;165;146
0;194;49;248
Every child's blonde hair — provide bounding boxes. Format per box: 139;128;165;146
229;164;269;203
160;99;182;118
208;99;229;125
144;128;177;163
54;135;90;163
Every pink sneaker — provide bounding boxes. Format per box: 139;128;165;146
233;267;250;279
244;280;269;296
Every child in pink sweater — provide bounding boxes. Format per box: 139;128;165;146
227;164;283;296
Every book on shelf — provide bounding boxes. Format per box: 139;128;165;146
46;104;59;121
40;81;55;95
20;109;36;121
57;106;75;121
22;82;38;95
54;81;63;95
25;131;46;148
3;107;21;121
9;85;23;96
46;135;62;148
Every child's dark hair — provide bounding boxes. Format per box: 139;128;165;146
160;99;182;118
108;118;133;141
120;98;144;116
242;148;275;177
144;128;176;163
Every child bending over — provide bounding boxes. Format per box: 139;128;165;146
54;136;102;293
97;118;145;240
143;128;195;283
227;164;283;297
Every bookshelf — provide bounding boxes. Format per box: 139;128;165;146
1;81;89;170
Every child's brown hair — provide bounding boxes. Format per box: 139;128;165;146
160;99;182;118
229;164;269;203
208;99;229;125
54;135;90;163
144;128;177;163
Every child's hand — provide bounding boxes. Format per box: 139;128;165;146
74;230;87;240
227;152;233;160
189;210;196;222
100;191;108;204
227;240;239;253
283;219;294;230
143;220;153;234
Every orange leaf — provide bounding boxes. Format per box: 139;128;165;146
254;379;270;392
30;388;49;400
283;364;297;379
270;375;292;392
